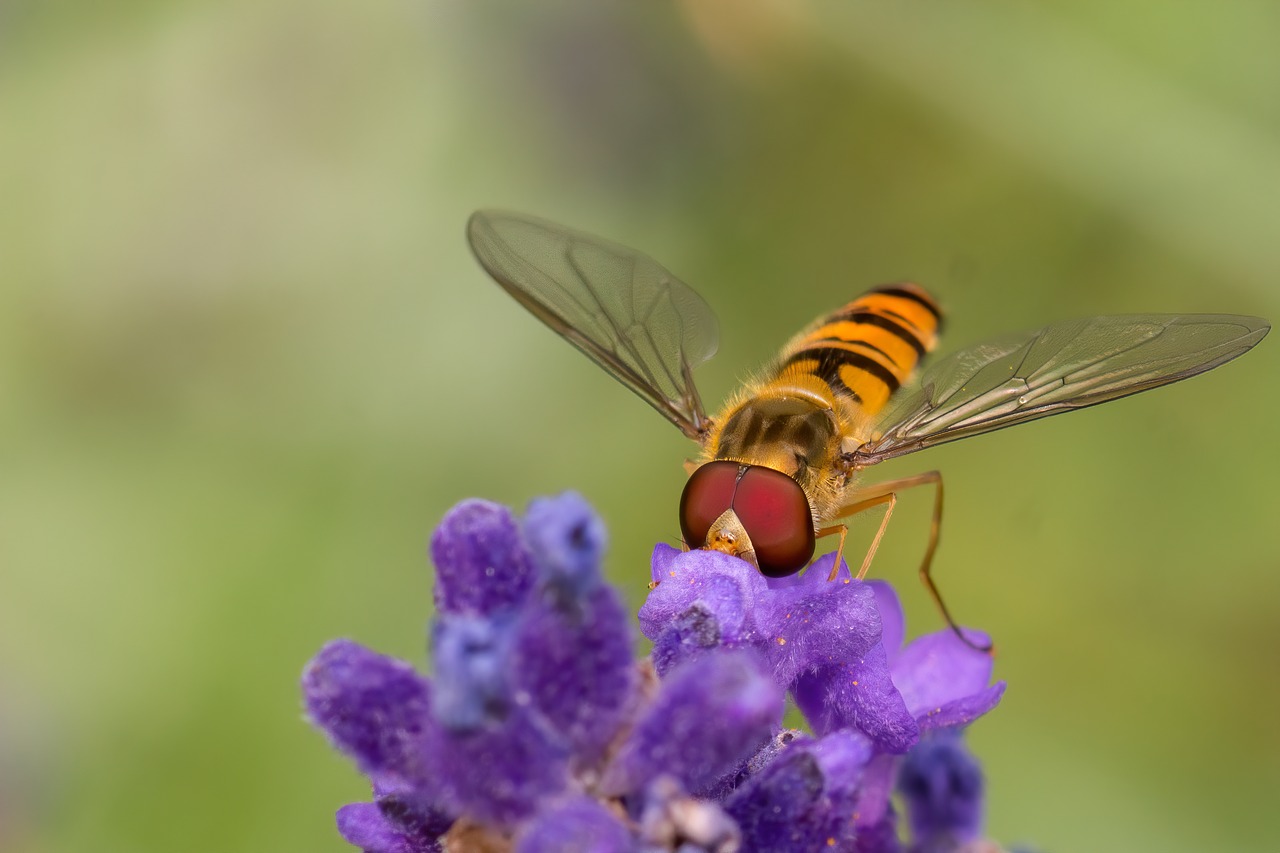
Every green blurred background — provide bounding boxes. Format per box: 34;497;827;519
2;1;1278;851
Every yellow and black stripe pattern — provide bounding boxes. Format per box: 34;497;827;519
776;284;942;414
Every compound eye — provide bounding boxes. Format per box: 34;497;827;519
734;466;814;577
679;461;739;549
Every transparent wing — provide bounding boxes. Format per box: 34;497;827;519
467;210;719;439
852;313;1269;465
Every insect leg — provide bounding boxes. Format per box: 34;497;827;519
815;523;847;581
819;492;899;581
834;470;991;654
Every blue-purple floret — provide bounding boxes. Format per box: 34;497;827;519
304;493;1013;852
897;731;984;853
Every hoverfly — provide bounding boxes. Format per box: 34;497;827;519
466;210;1269;647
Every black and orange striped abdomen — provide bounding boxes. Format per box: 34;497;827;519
774;284;942;415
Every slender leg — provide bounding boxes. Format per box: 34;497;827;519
822;470;992;654
814;523;847;580
818;492;897;581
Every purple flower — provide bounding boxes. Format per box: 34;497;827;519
641;547;916;752
869;581;1006;733
304;493;1020;852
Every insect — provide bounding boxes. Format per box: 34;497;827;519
467;210;1269;646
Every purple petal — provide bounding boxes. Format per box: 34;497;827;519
603;651;783;797
639;549;769;646
890;630;995;720
793;655;918;753
649;542;679;585
645;564;757;678
867;580;905;656
806;729;874;791
898;731;984;848
515;796;631;853
757;576;884;690
917;682;1006;732
430;500;535;616
778;586;916;754
511;583;634;758
302;640;434;784
851;753;898;832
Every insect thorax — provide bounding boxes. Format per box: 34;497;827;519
711;394;840;485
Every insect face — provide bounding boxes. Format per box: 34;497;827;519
679;461;816;577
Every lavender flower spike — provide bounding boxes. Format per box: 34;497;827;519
305;493;1026;852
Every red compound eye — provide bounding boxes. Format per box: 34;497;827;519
734;466;814;578
679;460;739;549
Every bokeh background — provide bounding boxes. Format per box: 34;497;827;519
2;2;1278;851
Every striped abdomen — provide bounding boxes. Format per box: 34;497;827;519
774;283;942;415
